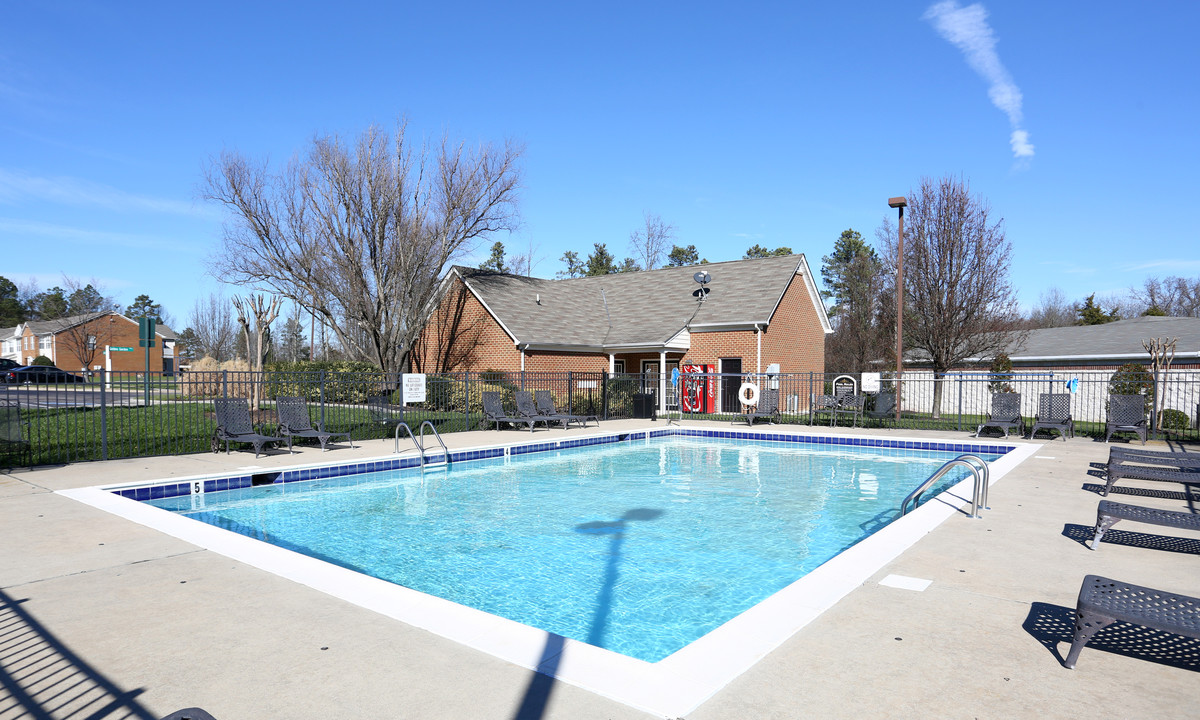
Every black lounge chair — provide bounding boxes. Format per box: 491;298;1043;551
276;397;354;452
482;391;536;431
1063;575;1200;669
368;395;406;433
832;393;865;427
1103;448;1200;496
976;392;1024;438
864;392;896;425
1090;499;1200;550
515;390;566;429
0;399;31;467
737;387;779;426
535;389;598;428
1030;393;1073;441
1105;394;1148;445
212;398;285;458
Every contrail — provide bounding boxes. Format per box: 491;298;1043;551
924;1;1034;160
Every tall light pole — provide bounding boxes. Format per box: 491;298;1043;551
888;196;907;422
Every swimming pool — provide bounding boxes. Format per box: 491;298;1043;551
63;427;1041;715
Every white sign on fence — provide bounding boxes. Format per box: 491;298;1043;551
576;380;598;389
861;372;881;393
402;373;427;404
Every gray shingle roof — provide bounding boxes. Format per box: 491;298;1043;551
1005;316;1200;361
458;254;827;350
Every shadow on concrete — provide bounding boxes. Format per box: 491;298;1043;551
510;507;664;720
0;587;158;719
1080;482;1198;508
1023;601;1200;671
1062;523;1200;555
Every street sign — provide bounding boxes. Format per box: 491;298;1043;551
138;317;156;347
111;346;134;352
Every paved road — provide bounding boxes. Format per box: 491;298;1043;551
0;384;159;408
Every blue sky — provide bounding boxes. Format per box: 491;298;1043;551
2;1;1197;328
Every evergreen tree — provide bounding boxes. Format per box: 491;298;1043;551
557;250;585;278
584;243;617;276
0;276;25;327
126;294;165;321
666;244;706;267
1076;294;1120;325
743;244;793;259
479;242;508;273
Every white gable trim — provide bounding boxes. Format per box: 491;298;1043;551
453;268;520;345
766;255;832;334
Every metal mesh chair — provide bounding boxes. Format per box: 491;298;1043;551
976;392;1024;438
212;398;284;458
0;400;31;467
832;394;865;427
864;392;896;425
482;391;535;431
1090;499;1200;550
276;397;354;452
738;387;780;426
1030;393;1073;441
811;394;838;425
514;391;565;429
1064;575;1200;669
535;389;597;428
1105;394;1148;445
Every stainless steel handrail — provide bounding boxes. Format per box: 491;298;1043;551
418;421;450;467
393;421;418;455
900;454;991;518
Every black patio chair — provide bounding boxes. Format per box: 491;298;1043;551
514;390;566;429
535;389;598;428
976;392;1024;438
0;399;31;468
1105;394;1148;445
276;397;354;453
1030;393;1073;441
368;395;406;434
832;393;865;427
212;398;285;458
1063;575;1200;669
737;387;780;426
482;391;536;431
864;392;896;426
811;394;838;425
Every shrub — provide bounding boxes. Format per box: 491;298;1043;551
1159;408;1190;431
445;378;506;414
988;353;1014;393
31;355;54;366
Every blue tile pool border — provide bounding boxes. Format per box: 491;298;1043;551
109;426;1018;503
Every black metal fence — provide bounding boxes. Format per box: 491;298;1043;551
3;368;1198;468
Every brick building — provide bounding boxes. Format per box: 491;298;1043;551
5;313;177;374
414;254;832;412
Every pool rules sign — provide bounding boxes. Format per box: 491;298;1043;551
401;373;427;404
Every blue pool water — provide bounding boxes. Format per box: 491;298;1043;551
147;437;998;662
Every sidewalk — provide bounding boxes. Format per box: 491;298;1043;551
1;422;1196;719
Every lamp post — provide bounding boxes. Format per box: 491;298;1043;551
888;196;907;422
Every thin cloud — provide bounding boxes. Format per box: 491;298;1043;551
0;217;203;252
923;1;1034;160
1122;259;1200;272
0;168;212;216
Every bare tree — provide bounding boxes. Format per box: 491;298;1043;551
877;176;1022;418
1132;275;1200;317
232;294;282;407
1027;287;1075;328
628;212;675;271
188;293;237;361
204;121;522;372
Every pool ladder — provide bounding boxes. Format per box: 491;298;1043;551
900;454;990;519
392;421;451;468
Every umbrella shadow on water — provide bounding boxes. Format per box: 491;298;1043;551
510;507;664;720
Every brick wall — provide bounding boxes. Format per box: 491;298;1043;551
414;278;523;372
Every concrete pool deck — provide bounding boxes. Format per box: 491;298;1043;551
1;421;1196;719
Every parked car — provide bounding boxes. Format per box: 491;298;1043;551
3;365;86;384
0;358;20;373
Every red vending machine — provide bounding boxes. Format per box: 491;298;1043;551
680;364;716;412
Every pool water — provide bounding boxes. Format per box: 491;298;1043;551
148;437;996;662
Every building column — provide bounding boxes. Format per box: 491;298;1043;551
756;324;762;374
609;353;615;374
659;350;667;415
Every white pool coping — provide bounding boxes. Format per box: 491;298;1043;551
59;428;1039;718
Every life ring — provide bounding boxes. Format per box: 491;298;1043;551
739;382;759;406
